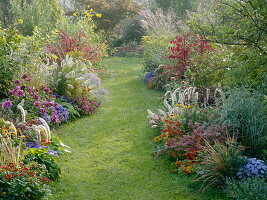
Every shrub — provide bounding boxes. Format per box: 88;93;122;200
216;88;267;156
142;35;172;72
0;27;23;97
224;178;267;200
74;98;101;116
46;31;102;64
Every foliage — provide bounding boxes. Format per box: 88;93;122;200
115;17;145;45
195;137;245;192
142;35;173;72
140;8;180;37
153;0;197;17
216;88;267;156
0;27;23;98
47;56;107;102
0;162;51;200
75;0;141;34
188;0;267;90
8;0;66;36
224;178;267;200
168;34;214;80
46;30;103;64
24;147;61;181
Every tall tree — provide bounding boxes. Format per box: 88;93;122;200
74;0;141;34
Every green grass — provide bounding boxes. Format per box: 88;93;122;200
49;57;229;200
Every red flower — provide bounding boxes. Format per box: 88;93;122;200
5;175;12;180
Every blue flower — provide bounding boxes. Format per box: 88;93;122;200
237;157;267;179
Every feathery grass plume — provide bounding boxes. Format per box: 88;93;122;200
140;8;180;37
0;120;24;168
38;117;51;142
17;104;26;123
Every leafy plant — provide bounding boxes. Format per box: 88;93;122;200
24;147;61;181
224;178;267;200
46;31;102;64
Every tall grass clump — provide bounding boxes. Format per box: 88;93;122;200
140;8;182;72
216;88;267;156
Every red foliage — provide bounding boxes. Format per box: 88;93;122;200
168;34;213;79
46;31;102;63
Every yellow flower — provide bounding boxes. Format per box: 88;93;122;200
185;105;192;109
90;8;94;12
21;135;26;139
87;5;90;8
176;103;183;107
153;136;161;142
169;114;175;119
96;13;102;18
2;129;8;135
17;19;24;24
73;13;77;16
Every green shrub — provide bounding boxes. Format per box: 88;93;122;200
224;178;267;200
0;27;23;97
217;88;267;156
142;34;173;72
24;148;61;181
10;0;66;36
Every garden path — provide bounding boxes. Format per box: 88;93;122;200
49;57;225;200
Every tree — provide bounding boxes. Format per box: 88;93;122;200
188;0;267;90
74;0;141;34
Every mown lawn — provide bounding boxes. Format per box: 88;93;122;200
49;57;229;200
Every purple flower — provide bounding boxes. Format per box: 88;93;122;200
14;80;21;85
22;74;29;79
27;87;33;94
9;86;21;96
2;100;13;109
25;78;32;82
17;89;25;97
34;101;41;107
52;114;60;124
49;101;55;106
33;93;40;100
40;108;47;114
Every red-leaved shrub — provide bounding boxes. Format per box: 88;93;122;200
46;31;102;63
